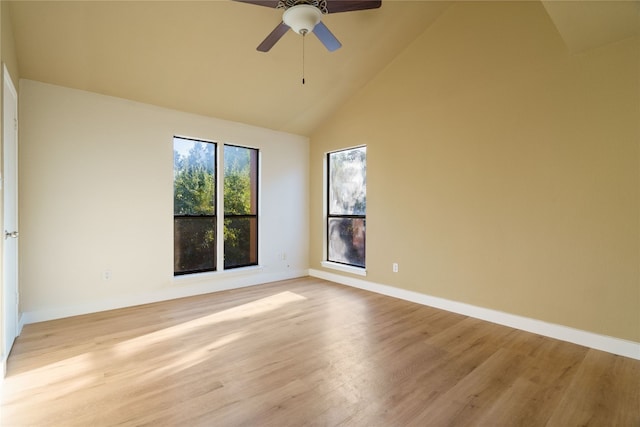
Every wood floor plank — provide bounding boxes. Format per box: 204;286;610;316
1;277;638;426
408;347;530;426
547;349;640;426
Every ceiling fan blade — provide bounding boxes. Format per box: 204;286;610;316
232;0;279;9
312;22;342;52
326;0;381;14
257;22;290;52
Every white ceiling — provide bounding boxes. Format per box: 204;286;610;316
8;0;639;136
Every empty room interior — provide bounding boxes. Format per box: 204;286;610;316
1;0;639;425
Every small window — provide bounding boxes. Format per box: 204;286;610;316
327;146;366;268
174;137;216;275
224;145;259;269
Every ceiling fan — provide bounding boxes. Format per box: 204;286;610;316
234;0;382;52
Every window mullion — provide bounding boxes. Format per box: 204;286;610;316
216;143;225;272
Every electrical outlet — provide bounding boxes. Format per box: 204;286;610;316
392;263;399;273
103;270;112;281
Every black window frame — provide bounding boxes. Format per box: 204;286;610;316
326;146;366;269
173;136;217;276
223;144;259;270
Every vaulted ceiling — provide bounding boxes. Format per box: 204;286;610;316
7;1;639;136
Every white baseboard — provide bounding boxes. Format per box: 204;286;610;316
18;313;25;336
309;269;640;360
21;269;309;325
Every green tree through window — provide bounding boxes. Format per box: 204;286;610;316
173;138;258;275
224;145;258;269
174;138;216;274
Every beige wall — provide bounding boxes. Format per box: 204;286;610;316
310;2;640;342
1;1;19;85
19;80;309;321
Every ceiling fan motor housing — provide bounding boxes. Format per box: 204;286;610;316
283;4;322;34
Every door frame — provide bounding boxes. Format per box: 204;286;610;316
2;63;19;376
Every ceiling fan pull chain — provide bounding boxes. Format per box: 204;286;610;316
302;31;306;85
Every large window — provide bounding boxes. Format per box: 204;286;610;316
327;146;366;268
173;137;258;275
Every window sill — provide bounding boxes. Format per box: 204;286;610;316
321;261;367;277
173;265;264;282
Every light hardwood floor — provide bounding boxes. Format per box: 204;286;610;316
2;277;639;426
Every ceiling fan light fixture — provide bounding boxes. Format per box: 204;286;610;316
283;4;322;35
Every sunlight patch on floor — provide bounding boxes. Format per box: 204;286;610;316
2;290;309;406
111;291;307;357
